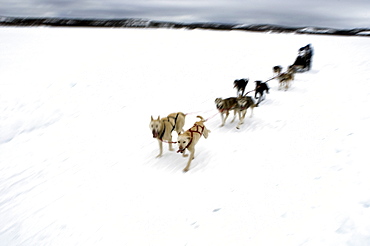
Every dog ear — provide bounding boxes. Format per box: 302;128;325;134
151;116;154;121
157;116;160;120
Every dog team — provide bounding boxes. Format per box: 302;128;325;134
150;44;313;172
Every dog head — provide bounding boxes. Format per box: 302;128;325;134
255;80;262;88
149;116;162;138
273;65;282;73
234;78;248;88
177;134;191;153
215;98;224;109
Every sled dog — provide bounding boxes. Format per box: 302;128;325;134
254;80;270;106
234;78;249;96
150;112;186;157
277;71;294;91
273;65;283;75
236;96;256;129
215;97;238;127
287;65;296;80
177;116;210;172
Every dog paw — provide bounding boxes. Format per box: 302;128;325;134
156;154;162;158
183;168;189;172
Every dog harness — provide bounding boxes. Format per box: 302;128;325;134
158;125;166;140
217;103;237;113
177;124;205;153
157;113;180;141
239;103;250;110
238;97;253;110
166;113;179;133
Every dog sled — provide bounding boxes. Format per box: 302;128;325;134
292;44;313;72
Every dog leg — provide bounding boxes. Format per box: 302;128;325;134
237;110;242;122
223;112;229;126
230;110;237;123
242;110;247;120
236;110;246;129
156;139;163;158
236;117;243;129
257;94;265;106
236;111;242;129
168;140;174;151
240;87;245;96
220;113;224;127
181;148;188;157
183;149;195;172
203;127;210;139
221;112;229;127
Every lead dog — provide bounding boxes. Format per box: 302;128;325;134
150;112;186;157
177;116;210;172
236;96;256;129
215;97;238;127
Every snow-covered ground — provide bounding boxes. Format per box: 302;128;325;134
1;27;370;246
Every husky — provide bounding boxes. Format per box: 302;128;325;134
273;65;283;75
254;81;270;106
233;78;249;96
277;71;294;91
177;116;210;172
236;96;256;129
215;97;238;127
150;112;186;157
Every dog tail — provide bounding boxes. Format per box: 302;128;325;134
196;115;206;122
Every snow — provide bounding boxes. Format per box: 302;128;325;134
0;27;370;246
358;31;370;36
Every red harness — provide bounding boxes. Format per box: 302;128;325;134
177;124;205;153
189;124;205;138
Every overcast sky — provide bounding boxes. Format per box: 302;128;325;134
1;0;369;29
